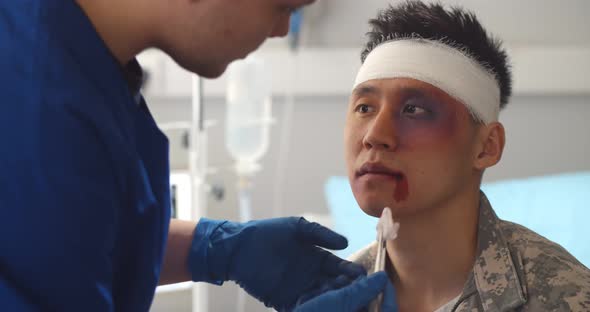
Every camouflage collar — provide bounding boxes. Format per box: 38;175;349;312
348;192;529;311
471;192;527;312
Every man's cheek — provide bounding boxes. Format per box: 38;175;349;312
400;129;443;149
400;122;456;150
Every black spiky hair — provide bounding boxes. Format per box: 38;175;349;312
361;1;512;108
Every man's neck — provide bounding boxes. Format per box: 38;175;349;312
387;187;480;311
75;0;156;65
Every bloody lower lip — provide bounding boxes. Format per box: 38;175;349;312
358;173;409;202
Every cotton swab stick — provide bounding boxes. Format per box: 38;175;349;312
370;207;400;312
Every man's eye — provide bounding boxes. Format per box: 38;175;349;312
402;104;427;115
355;104;373;114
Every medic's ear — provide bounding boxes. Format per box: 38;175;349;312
473;122;505;170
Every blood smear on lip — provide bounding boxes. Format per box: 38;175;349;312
393;176;409;202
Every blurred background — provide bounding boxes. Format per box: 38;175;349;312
140;0;590;311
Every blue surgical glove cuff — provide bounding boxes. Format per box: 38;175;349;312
188;218;227;285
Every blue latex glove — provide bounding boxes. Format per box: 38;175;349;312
188;217;367;311
294;272;398;312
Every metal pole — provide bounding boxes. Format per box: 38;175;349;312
190;75;208;312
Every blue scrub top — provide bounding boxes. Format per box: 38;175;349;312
0;0;171;311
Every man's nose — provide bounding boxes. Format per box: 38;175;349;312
362;109;399;151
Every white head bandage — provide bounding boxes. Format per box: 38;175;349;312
353;39;501;124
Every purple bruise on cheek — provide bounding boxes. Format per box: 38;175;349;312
396;97;458;144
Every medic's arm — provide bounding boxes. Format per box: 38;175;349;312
0;103;118;311
159;219;196;285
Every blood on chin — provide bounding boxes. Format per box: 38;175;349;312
358;173;410;202
359;197;408;218
393;175;409;202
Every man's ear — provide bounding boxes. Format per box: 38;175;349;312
473;122;505;170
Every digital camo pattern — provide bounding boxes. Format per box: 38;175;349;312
348;192;590;311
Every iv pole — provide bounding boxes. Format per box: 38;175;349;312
190;75;208;312
189;10;303;311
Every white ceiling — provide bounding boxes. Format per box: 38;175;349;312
290;0;590;48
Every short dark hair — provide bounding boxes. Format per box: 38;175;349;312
361;1;512;108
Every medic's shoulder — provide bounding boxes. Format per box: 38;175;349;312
499;220;590;311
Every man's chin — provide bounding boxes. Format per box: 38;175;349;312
195;64;228;79
360;204;388;218
359;200;411;218
178;59;229;79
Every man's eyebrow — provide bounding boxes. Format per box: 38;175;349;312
351;85;380;98
399;87;428;99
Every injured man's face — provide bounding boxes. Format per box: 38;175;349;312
344;77;482;218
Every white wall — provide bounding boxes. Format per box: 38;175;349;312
488;95;590;181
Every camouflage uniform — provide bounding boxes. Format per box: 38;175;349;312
349;192;590;311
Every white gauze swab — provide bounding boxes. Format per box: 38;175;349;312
374;207;399;274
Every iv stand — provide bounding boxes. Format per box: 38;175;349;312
190;75;208;312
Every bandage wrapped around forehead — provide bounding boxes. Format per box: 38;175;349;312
353;39;501;124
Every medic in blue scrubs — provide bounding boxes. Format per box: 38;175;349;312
0;0;395;311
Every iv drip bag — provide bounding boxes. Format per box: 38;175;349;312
225;56;272;175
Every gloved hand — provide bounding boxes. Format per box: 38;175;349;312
188;217;366;311
294;272;398;312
